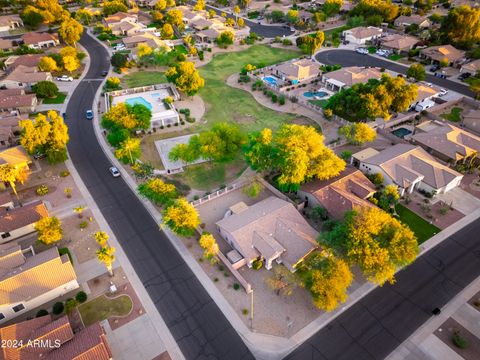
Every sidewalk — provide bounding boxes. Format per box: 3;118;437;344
90;30;480;359
60;31;184;360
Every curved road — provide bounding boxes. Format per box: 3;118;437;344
67;32;254;360
315;49;475;98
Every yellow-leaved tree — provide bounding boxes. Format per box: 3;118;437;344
115;138;141;164
137;178;177;206
35;216;63;245
63;55;80;73
94;231;109;246
0;164;28;199
161;23;174;39
300;251;353;311
96;246;116;276
199;233;219;262
165;61;205;96
137;43;153;58
38;56;58;72
163;198;200;236
101;103;138;130
194;0;205;11
59;17;84;47
339;123;376;145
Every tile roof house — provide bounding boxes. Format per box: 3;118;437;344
0;14;23;32
394;15;431;28
216;196;319;271
343;26;383;45
322;66;383;91
110;20;147;36
0;65;52;90
357;144;463;196
195;28;221;43
299;167;377;219
0;201;48;243
460;59;480;74
462;109;480;134
420;45;466;66
0;39;13;52
122;33;172;51
103;11;138;26
3;54;43;71
412;122;480;164
22;32;59;49
275;58;320;83
0;315;112;359
0;245;78;324
380;34;419;53
0;88;37;114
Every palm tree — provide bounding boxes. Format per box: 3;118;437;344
96;246;116;276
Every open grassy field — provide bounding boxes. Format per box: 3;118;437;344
396;204;440;244
198;45;302;132
123;71;167;88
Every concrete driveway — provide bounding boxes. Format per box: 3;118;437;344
434;187;480;215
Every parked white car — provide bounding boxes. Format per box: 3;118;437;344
113;44;125;51
56;75;73;82
439;88;448;97
355;47;369;55
376;49;391;57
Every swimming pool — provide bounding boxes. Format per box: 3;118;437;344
303;91;328;98
125;96;153;110
392;127;412;138
263;76;278;86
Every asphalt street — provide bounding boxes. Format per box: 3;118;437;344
287;217;480;359
67;32;254;360
315;49;475;98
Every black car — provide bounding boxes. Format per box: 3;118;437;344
430;65;440;72
101;70;108;77
459;72;472;80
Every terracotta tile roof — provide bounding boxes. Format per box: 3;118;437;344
0;243;24;270
104;11;137;24
2;64;52;83
276;58;319;80
301;167;377;219
196;28;220;40
22;32;58;46
0;200;48;233
413;123;480;161
216;197;318;271
0;92;36;109
346;26;382;40
0;316;112;360
420;45;465;62
324;66;383;87
0;145;31;166
362;144;462;190
381;34;419;51
5;54;43;70
0;246;77;305
394;15;430;27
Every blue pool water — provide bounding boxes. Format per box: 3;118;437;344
150;92;163;98
392;127;412;138
125;96;152;110
303;91;328;98
263;76;278;86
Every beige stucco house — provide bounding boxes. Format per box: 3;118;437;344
275;58;320;83
321;66;383;91
0;201;49;242
216;197;318;272
343;26;383;45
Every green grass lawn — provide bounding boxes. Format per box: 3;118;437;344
174;155;247;190
78;295;132;326
388;54;403;61
198;45;301;132
368;46;376;54
123;71;167;87
395;204;440;244
441;107;463;122
308;99;328;108
42;92;67;104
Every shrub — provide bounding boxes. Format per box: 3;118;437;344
223;271;230;277
278;95;286;105
271;94;278;103
452;332;469;349
214;277;219;282
36;309;49;318
32;81;59;98
218;264;225;271
79;221;88;229
233;283;240;290
52;302;64;315
65;298;78;314
242;308;249;315
60;170;70;177
64;187;72;198
75;291;88;303
36;185;49;196
252;259;263;270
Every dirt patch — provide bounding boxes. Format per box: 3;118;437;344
434;318;480;360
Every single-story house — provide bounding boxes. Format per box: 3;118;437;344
420;45;466;66
394;15;431;28
0;245;78;324
122;33;172;51
110;20;147;36
22;32;59;49
356;144;463;196
216;196;319;271
298;10;314;23
0;113;21;148
275;58;320;83
3;54;43;71
0;14;23;32
462;109;480;134
460;59;480;74
103;11;138;27
412;122;480;164
298;167;377;219
0;200;48;242
0;39;13;52
0;88;37;114
195;28;221;43
0;315;112;359
176;5;207;25
379;34;419;54
321;66;383;91
0;65;52;90
190;18;213;31
343;26;383;45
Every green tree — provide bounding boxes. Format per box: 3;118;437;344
351;0;399;22
441;5;480;47
300;251;353;311
138;178;178;206
296;31;325;55
111;52;128;68
103;1;128;16
75;8;94;25
407;63;426;81
115;138;141;164
165;61;205;96
323;0;342;17
32;81;59;98
21;6;44;28
286;9;298;24
35;216;63;245
216;31;234;48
